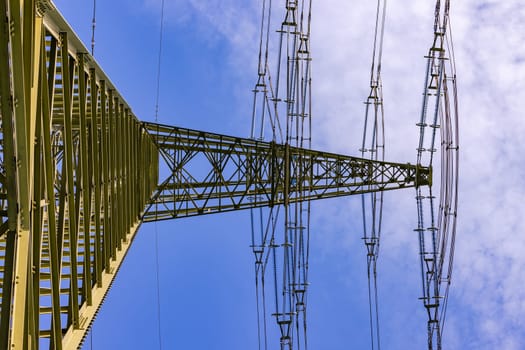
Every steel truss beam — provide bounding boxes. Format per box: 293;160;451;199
142;122;430;222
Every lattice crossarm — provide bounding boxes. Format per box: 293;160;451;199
142;122;431;222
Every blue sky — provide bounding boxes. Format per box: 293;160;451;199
51;1;525;349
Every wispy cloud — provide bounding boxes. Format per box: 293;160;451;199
144;0;260;67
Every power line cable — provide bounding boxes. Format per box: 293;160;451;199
361;1;387;349
154;1;166;349
154;0;165;122
154;224;163;350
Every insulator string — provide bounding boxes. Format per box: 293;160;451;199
414;1;458;348
361;0;387;349
91;0;96;56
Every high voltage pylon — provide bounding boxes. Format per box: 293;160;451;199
0;1;457;350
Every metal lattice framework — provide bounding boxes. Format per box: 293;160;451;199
0;3;158;349
0;1;458;350
142;121;429;222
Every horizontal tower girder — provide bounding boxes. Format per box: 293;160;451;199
142;122;430;222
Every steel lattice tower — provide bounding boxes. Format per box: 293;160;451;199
0;1;458;349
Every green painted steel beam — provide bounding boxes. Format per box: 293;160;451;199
142;122;430;222
0;2;158;349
